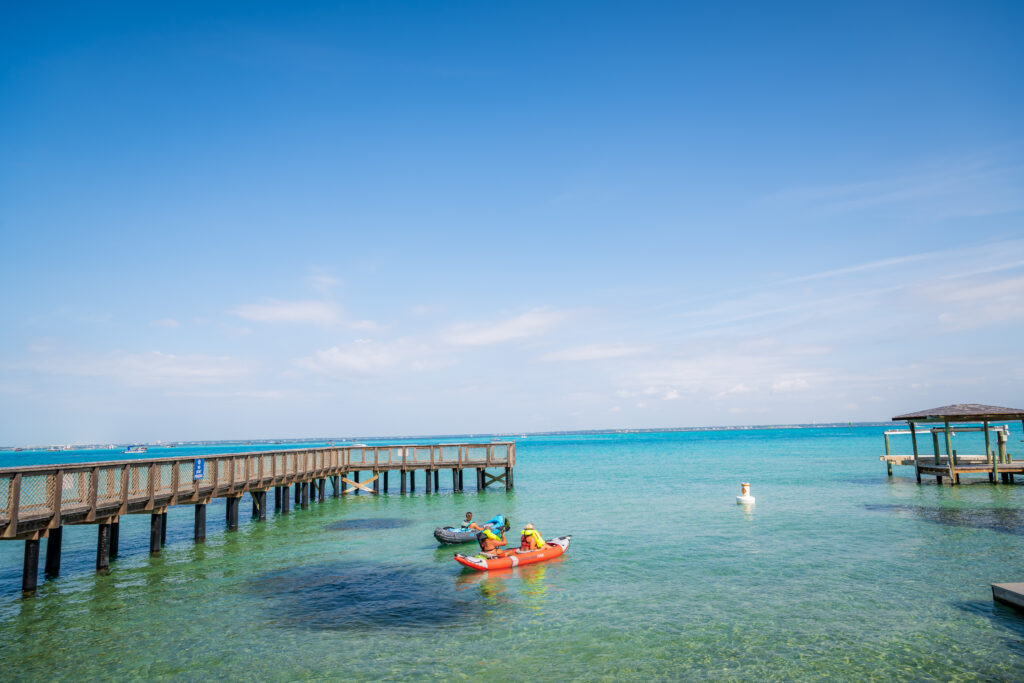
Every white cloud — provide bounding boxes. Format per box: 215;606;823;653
541;344;650;362
233;300;341;325
443;309;567;346
150;318;180;328
308;272;340;292
23;350;252;388
296;339;445;379
771;378;811;392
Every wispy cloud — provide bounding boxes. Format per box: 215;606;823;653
307;269;340;292
150;318;180;328
443;309;568;346
21;350;252;388
296;338;445;379
540;344;650;362
233;300;341;325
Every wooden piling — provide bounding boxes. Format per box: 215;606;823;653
301;482;310;509
23;539;39;596
275;486;282;511
477;468;484;491
45;527;62;577
150;513;162;555
505;466;512;491
340;472;348;496
227;496;240;530
400;470;407;494
96;522;111;573
332;475;340;498
910;422;920;483
258;491;267;521
452;468;459;492
110;520;119;558
383;471;389;493
195;503;206;541
161;511;168;546
353;471;360;496
252;493;260;518
426;468;433;494
281;486;290;514
294;483;301;505
409;470;415;493
318;478;326;502
373;473;380;494
458;468;464;491
434;469;440;491
884;432;892;476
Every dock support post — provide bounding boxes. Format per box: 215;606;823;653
258;491;267;520
505;467;512;491
434;469;440;491
150;513;162;555
426;468;433;494
353;471;361;495
452;468;459;492
275;486;282;511
409;470;415;493
383;471;389;493
281;486;290;514
96;522;111;574
295;483;301;505
195;503;206;541
252;493;260;518
161;511;168;546
318;478;326;502
910;422;921;483
373;473;380;494
227;496;240;530
23;539;40;596
884;432;893;476
45;527;62;577
332;475;340;498
400;470;407;494
459;468;464;491
477;468;484;491
110;520;119;558
301;482;310;509
341;473;348;496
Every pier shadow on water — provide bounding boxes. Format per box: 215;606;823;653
865;504;1024;535
325;518;412;531
249;560;479;630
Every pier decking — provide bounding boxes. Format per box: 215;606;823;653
0;441;515;595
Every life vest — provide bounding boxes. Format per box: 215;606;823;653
520;528;544;550
478;527;502;550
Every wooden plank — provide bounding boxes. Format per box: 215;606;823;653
49;470;63;529
341;474;379;495
3;474;21;538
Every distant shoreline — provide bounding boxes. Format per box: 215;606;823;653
0;421;890;452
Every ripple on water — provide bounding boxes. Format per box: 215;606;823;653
325;517;413;531
248;561;479;630
865;503;1024;535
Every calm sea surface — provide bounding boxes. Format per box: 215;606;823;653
2;426;1024;680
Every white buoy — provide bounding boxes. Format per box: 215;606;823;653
736;482;755;505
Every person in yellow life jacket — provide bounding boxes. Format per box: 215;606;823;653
477;523;510;558
519;523;545;551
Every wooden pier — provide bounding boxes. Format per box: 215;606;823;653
0;441;515;595
883;404;1024;485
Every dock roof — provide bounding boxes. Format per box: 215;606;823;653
893;404;1024;423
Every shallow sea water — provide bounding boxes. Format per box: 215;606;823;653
2;427;1024;680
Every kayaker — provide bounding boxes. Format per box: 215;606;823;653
477;522;511;558
460;512;483;531
519;523;545;551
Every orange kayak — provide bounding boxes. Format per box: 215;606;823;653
454;535;571;571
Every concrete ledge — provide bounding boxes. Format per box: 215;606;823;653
991;583;1024;611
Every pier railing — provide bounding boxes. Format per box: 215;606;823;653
0;442;514;539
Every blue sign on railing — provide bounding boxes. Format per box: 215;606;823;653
193;458;205;481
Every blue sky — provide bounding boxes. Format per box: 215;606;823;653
2;1;1023;444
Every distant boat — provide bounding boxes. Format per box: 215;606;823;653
123;445;147;454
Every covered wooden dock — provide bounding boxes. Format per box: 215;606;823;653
883;404;1024;484
0;441;515;595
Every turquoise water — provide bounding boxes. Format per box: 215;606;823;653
2;426;1024;680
